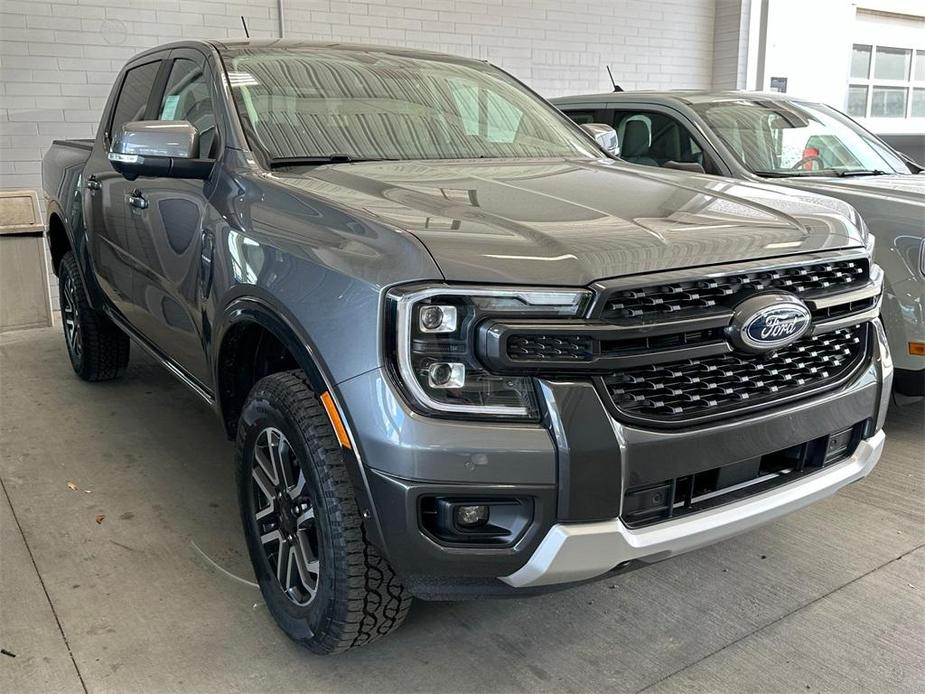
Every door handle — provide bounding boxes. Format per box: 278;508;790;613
86;176;101;191
128;190;148;209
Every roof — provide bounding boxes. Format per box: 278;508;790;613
550;89;819;106
209;39;481;64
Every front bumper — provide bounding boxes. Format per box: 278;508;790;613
335;319;892;594
502;429;884;588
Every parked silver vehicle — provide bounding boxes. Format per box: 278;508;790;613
553;91;925;395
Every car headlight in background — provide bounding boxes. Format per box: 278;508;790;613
388;285;592;420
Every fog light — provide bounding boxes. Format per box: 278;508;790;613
427;362;465;388
419;305;457;333
455;504;489;528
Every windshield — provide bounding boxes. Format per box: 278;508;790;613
691;98;908;176
222;47;600;163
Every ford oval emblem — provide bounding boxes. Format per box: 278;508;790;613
728;293;812;353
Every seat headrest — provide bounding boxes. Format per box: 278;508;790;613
621;120;651;158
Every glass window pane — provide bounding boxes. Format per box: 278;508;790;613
874;47;912;80
110;61;161;139
915;51;925;82
847;85;868;116
912;89;925;117
159;58;216;158
851;44;871;79
871;86;908;117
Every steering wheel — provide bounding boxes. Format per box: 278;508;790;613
790;154;823;171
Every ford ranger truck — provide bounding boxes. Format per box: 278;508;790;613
42;41;892;654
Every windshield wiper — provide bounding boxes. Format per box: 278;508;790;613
268;154;383;168
751;170;834;178
834;169;888;177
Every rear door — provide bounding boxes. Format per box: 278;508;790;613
122;47;220;386
84;57;165;319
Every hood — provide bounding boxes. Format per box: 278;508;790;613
773;173;925;236
274;158;865;286
775;173;925;203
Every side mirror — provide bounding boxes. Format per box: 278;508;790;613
581;123;620;157
108;120;213;180
663;160;706;174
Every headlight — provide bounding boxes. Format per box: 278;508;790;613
387;285;593;420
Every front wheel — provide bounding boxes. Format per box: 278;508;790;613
58;251;130;381
235;371;411;654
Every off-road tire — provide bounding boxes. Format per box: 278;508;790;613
235;370;412;654
58;251;130;381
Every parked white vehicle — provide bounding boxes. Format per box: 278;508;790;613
553;91;925;395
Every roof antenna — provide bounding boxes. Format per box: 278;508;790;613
606;65;623;92
241;16;250;38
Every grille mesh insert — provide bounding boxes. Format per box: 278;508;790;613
602;259;867;323
507;334;593;361
604;326;867;421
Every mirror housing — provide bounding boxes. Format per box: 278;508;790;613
581;123;620;157
108;120;213;180
663;160;706;174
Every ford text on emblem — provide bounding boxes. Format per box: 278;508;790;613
728;293;812;353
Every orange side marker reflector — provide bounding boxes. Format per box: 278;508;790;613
320;391;352;450
909;342;925;356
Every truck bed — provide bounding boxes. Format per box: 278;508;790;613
43;139;95;214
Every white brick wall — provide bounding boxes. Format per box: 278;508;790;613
1;0;717;193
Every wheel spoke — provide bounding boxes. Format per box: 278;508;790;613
260;529;282;547
252;466;276;503
279;544;294;588
254;436;278;485
273;433;294;489
292;534;319;595
288;469;307;500
274;545;288;588
295;505;314;526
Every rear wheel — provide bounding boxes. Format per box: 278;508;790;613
58;251;129;381
235;371;411;654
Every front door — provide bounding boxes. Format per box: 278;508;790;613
123;48;219;386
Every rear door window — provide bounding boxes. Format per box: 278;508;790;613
109;61;161;141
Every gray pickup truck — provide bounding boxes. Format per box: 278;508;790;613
43;40;891;654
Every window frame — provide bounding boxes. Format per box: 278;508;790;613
847;42;925;119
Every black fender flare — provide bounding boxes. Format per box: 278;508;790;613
46;201;106;311
213;296;389;555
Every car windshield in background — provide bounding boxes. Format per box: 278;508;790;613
222;48;599;163
691;98;908;177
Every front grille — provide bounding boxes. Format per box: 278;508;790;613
602;259;868;323
603;325;867;422
477;253;879;425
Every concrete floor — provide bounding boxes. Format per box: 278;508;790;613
1;325;923;694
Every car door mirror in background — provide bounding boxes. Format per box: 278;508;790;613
581;123;621;157
663;160;706;174
108;120;213;181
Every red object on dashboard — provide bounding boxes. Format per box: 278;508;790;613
803;146;820;170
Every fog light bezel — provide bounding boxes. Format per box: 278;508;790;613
420;496;534;546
